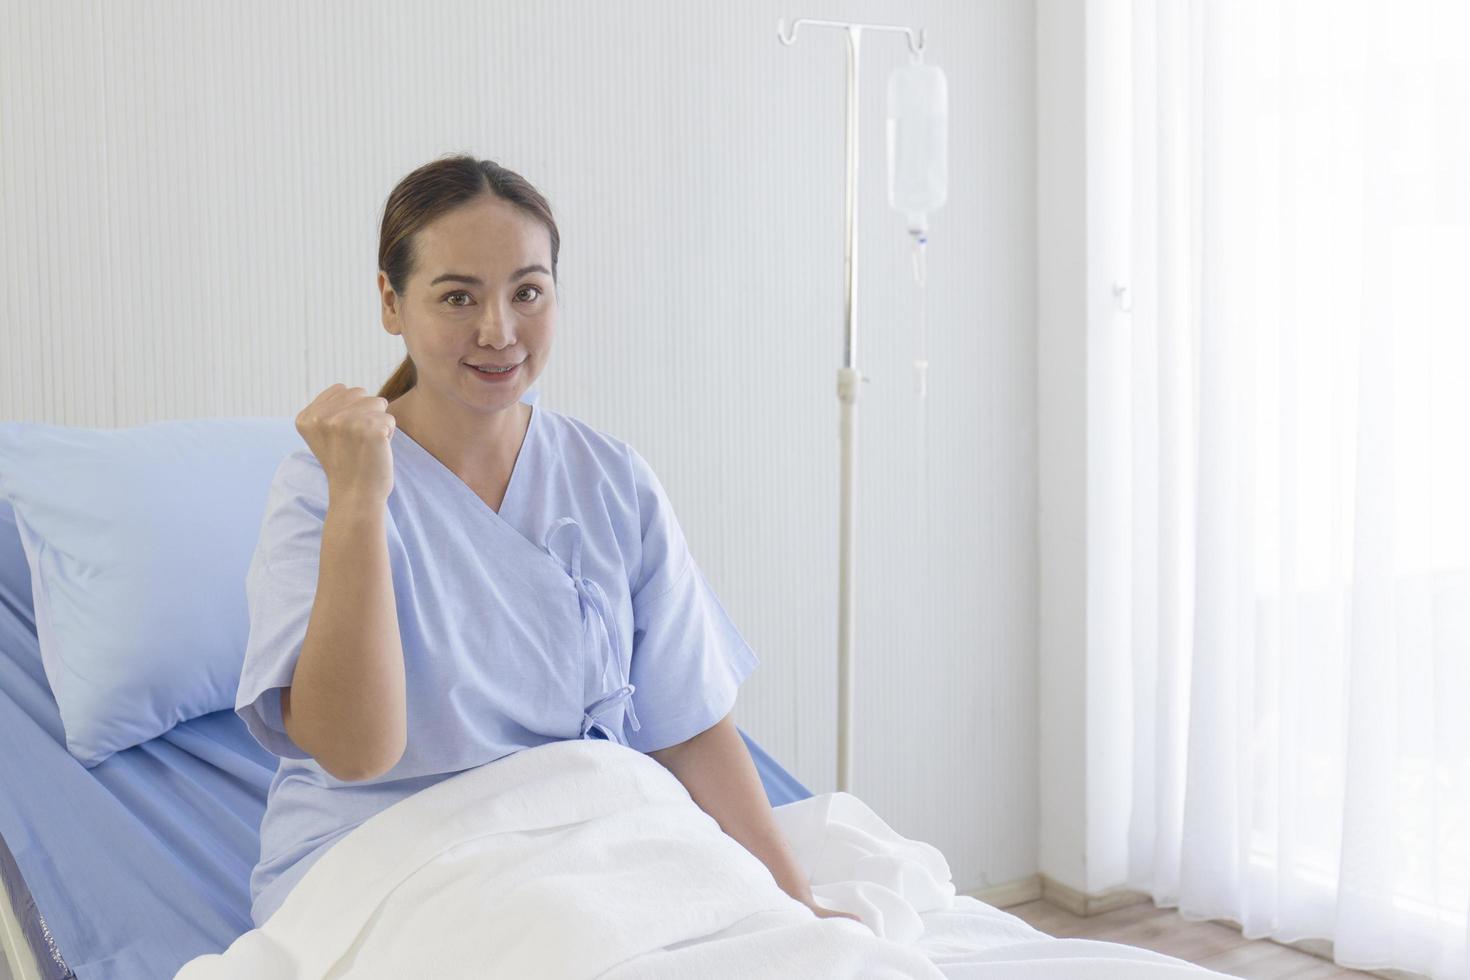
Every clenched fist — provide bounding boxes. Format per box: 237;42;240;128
295;384;398;504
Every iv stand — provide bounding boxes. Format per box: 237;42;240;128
776;18;926;795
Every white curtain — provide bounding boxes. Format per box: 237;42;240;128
1124;1;1470;977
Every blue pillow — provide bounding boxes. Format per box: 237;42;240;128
0;418;308;767
0;500;34;633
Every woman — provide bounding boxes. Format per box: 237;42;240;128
234;154;857;930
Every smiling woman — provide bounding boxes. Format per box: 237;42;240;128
230;153;791;933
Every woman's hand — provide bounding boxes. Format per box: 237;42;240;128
295;384;397;504
801;897;864;926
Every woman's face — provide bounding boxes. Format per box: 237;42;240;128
379;193;556;415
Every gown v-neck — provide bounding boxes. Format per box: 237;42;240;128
392;403;538;520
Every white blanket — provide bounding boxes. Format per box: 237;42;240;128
177;739;1225;979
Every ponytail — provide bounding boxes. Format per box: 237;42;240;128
376;355;416;401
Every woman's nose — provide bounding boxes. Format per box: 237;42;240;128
476;311;516;347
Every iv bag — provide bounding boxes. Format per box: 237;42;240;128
886;62;948;237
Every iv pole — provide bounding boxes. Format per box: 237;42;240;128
776;18;926;795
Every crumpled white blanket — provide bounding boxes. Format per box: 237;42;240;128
176;738;1226;979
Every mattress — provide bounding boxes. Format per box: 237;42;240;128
0;597;811;979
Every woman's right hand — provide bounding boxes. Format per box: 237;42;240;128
295;384;398;503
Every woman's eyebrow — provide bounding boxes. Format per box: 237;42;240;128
428;265;550;287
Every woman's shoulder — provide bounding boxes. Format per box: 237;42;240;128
538;407;642;487
261;446;333;520
540;408;682;548
272;446;329;497
539;410;682;592
539;407;677;529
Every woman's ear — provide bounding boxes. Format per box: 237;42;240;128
379;270;403;336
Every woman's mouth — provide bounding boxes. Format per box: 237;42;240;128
465;361;521;383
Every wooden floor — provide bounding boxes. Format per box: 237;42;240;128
1008;899;1379;979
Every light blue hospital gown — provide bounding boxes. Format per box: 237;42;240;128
234;394;760;927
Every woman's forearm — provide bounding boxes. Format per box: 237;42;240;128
284;493;407;782
649;712;813;904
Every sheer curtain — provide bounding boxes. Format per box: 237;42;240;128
1124;1;1470;977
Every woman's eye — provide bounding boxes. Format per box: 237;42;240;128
444;286;540;306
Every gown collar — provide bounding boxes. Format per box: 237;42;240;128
391;402;539;525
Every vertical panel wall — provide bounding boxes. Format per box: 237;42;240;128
0;0;1038;895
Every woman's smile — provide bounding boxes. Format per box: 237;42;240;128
465;361;521;383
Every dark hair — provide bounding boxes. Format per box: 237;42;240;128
376;154;560;400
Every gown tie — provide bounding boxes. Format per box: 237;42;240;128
542;516;642;743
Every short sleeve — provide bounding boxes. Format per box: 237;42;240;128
622;444;760;754
235;452;330;760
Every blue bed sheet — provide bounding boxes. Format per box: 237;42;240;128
0;599;811;979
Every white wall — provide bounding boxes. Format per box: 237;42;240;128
0;0;1039;896
1037;0;1139;897
1084;0;1135;896
1036;0;1090;893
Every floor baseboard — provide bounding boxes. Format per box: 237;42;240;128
960;874;1151;917
1039;875;1151;917
958;874;1042;909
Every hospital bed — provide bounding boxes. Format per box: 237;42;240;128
0;417;1228;980
0;585;812;980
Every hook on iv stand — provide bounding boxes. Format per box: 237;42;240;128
776;18;926;57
